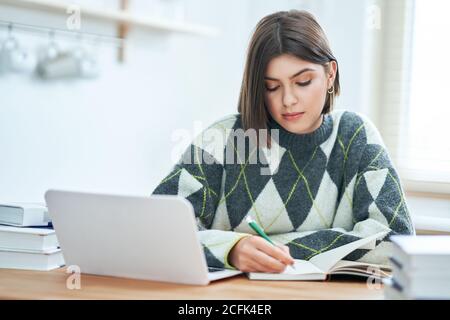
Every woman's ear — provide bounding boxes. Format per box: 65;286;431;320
328;60;337;87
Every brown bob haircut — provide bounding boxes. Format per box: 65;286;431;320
238;10;340;136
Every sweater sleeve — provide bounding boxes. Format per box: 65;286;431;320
269;119;415;266
151;121;250;269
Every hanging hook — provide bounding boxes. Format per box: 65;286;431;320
48;29;58;48
7;22;13;37
47;29;55;47
4;22;18;50
46;29;59;60
49;29;55;41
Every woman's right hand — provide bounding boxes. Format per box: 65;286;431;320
228;235;295;273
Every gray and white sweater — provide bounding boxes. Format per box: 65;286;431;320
152;109;414;269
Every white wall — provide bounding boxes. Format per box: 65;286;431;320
0;0;369;202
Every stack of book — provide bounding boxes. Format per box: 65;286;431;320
384;235;450;300
0;202;64;271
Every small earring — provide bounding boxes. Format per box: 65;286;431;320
327;85;335;94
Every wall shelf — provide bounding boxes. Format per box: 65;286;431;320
0;0;220;37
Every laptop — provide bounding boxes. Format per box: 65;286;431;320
44;190;242;285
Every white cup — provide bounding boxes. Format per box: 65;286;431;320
0;37;36;74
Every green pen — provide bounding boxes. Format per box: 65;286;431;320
246;216;295;271
246;216;275;245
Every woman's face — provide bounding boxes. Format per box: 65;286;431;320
264;54;336;134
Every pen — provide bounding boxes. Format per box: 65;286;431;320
246;216;295;271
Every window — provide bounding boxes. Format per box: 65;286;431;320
398;0;450;187
375;0;450;194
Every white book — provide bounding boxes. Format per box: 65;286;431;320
383;278;408;300
248;231;390;281
0;225;59;252
390;235;450;271
390;261;450;299
390;257;450;279
0;247;65;271
0;202;50;227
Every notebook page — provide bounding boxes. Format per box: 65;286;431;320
309;231;388;272
247;260;325;280
284;259;325;275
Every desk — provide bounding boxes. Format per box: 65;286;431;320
0;268;384;300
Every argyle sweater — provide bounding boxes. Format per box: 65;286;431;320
152;109;414;269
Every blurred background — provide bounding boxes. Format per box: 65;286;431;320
0;0;449;234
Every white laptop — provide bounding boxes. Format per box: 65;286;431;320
44;190;242;285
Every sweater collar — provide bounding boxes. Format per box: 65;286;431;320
267;113;333;149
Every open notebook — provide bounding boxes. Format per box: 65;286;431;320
247;231;391;281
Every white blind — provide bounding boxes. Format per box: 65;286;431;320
373;0;450;193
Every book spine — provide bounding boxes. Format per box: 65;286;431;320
22;208;48;226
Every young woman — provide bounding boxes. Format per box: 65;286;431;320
153;10;414;273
